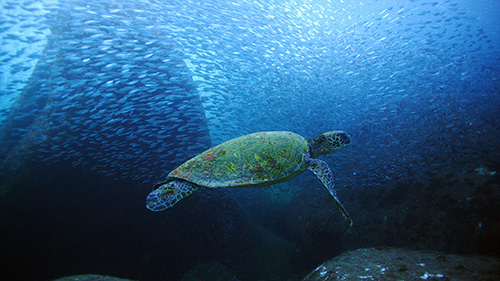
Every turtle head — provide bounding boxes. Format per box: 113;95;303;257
308;131;351;158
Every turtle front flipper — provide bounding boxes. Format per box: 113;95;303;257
308;159;353;226
146;180;200;211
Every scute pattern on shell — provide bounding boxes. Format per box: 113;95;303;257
169;131;308;188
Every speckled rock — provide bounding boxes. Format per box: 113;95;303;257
303;247;500;281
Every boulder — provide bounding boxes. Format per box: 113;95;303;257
303;247;500;281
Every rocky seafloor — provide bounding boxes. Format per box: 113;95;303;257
53;247;500;281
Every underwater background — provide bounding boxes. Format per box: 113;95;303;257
0;0;499;280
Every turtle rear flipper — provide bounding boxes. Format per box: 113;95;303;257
308;159;353;226
146;180;199;211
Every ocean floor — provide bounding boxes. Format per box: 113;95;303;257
53;247;500;281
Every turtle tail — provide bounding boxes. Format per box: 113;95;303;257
146;180;199;211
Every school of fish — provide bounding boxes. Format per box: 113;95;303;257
0;0;498;190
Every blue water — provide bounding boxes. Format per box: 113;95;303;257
0;0;499;280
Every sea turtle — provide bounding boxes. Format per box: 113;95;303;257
146;131;353;226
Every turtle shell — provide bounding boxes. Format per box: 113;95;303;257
168;131;309;188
